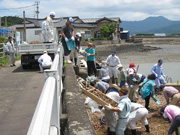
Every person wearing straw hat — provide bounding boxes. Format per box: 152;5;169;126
84;42;97;76
38;51;52;73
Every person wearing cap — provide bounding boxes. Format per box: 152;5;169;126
151;59;166;91
61;17;74;63
139;74;157;109
128;102;149;135
98;61;110;83
6;36;16;67
127;68;140;103
127;62;137;75
106;86;131;135
84;43;96;76
117;64;127;88
44;11;55;43
164;105;180;135
70;32;81;66
162;86;180;106
38;51;52;73
106;50;121;84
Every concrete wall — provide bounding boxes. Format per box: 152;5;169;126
136;37;180;45
64;64;95;135
81;40;119;46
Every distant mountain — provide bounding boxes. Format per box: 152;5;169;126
121;16;180;35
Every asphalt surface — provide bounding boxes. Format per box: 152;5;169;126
0;60;44;135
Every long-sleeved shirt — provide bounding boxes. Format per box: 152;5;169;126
151;63;165;77
120;68;127;81
99;67;109;79
164;105;180;123
38;53;52;66
127;74;139;86
106;55;121;67
163;86;179;102
6;41;16;53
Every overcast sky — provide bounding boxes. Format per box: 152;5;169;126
0;0;180;21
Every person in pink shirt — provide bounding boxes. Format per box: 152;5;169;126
164;105;180;135
163;86;180;106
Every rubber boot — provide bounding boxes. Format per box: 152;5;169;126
145;125;149;133
131;129;136;135
74;58;77;66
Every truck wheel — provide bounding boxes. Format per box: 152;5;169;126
22;65;27;69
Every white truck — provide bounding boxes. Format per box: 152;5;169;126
18;28;59;69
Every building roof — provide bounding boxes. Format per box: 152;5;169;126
82;17;121;24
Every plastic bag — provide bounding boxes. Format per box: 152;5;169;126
85;97;100;113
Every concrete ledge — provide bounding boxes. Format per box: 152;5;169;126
64;64;95;135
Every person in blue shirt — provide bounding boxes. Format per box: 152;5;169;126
151;59;166;90
106;86;131;135
84;43;97;76
139;74;156;109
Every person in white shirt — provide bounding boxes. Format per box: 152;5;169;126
6;36;16;67
128;102;149;135
44;11;55;43
38;51;52;73
41;17;47;42
106;50;121;84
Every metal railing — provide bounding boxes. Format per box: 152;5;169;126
0;43;6;59
27;43;64;135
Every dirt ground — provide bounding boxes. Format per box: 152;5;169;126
80;44;180;135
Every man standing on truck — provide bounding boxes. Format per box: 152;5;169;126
38;51;52;73
61;17;74;63
6;36;16;67
44;11;55;43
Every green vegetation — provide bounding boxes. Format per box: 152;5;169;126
0;36;8;43
91;37;113;41
136;33;155;37
100;23;116;39
1;16;23;27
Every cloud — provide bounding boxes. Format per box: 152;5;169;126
0;0;180;21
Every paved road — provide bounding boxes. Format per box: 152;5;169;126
0;60;44;135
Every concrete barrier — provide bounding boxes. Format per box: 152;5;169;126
64;64;95;135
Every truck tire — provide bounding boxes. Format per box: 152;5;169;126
22;65;27;69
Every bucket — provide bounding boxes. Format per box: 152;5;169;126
66;39;75;50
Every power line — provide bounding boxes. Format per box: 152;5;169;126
0;4;36;10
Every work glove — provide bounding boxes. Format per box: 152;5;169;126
125;82;128;87
86;53;90;56
132;78;137;82
104;104;112;111
163;75;166;78
65;37;68;42
71;36;75;41
130;85;133;88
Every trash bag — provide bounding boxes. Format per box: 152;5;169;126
85;97;100;113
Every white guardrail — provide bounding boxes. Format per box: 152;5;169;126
0;43;6;59
27;44;64;135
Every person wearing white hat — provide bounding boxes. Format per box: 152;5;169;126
38;51;52;73
43;11;55;43
127;68;140;103
97;61;110;83
70;32;81;65
106;50;121;84
61;17;74;63
117;64;127;88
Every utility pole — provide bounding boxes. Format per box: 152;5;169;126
35;1;40;19
5;17;7;27
23;11;26;41
0;17;1;27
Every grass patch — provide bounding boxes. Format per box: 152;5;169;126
0;53;21;66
